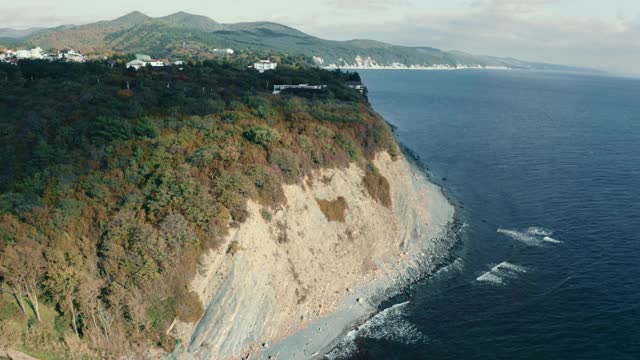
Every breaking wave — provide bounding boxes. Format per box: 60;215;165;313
526;227;553;236
431;257;464;280
476;261;528;285
325;301;427;359
543;236;563;244
497;228;543;246
498;227;561;246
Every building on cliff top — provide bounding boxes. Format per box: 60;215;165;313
254;60;277;73
273;84;327;95
214;48;234;55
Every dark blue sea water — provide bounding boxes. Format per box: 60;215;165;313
336;70;640;359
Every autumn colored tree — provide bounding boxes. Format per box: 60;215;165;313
0;240;46;321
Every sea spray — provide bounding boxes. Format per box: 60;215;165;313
476;261;528;285
526;227;553;236
325;302;427;360
543;236;563;244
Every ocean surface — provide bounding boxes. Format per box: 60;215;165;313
329;70;640;359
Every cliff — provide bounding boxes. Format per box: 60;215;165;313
172;151;454;359
0;60;452;359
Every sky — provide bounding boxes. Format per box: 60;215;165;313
2;0;639;74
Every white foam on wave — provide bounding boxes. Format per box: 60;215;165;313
497;228;543;246
432;258;464;279
455;222;469;236
543;236;563;244
495;261;528;273
325;301;427;359
498;227;561;247
476;261;528;285
476;271;504;284
526;227;553;236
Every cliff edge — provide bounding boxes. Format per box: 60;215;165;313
173;151;455;359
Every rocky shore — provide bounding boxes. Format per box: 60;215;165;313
171;151;455;359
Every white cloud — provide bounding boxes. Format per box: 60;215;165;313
303;0;640;74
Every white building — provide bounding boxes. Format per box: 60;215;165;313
0;50;16;63
253;60;277;73
55;49;85;62
126;59;148;70
15;50;31;59
213;48;234;55
13;47;44;60
43;54;58;61
273;84;327;95
348;84;366;94
63;49;84;62
30;47;43;59
126;58;165;70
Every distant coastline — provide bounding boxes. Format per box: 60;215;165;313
324;64;511;71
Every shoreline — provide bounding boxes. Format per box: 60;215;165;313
252;153;457;359
323;65;510;71
174;132;457;360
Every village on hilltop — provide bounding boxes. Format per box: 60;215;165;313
1;47;366;96
0;47;87;64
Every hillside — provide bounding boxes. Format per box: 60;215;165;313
0;59;412;358
0;11;594;72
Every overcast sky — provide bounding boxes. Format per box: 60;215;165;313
2;0;639;74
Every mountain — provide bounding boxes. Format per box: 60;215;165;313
0;27;46;38
2;11;599;72
110;10;151;26
158;11;222;31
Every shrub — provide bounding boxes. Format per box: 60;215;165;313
243;126;281;146
0;300;18;321
227;240;240;256
260;208;272;222
244;165;285;207
316;196;348;222
146;297;176;332
159;213;197;248
132;118;160;139
176;290;204;323
335;134;359;160
269;148;300;183
222;111;241;124
187;147;215;168
212;170;256;222
54;198;84;227
362;164;392;208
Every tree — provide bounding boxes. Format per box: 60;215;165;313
44;244;82;336
0;240;46;321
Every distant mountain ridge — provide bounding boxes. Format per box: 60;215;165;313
0;27;46;38
0;11;600;73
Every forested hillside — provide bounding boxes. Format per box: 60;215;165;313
0;11;591;71
0;59;397;358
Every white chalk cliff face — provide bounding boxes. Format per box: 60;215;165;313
171;152;454;360
316;55;510;70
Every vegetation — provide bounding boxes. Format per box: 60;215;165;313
316;197;349;223
4;11;526;68
0;58;397;357
363;164;392;208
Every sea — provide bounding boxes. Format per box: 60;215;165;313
328;69;640;359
